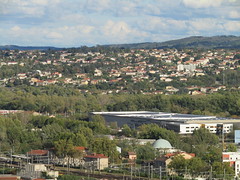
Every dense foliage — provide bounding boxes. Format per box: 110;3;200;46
0;86;240;117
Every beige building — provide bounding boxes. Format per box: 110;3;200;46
18;163;59;180
84;153;109;170
127;152;137;160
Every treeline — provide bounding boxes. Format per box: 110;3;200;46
0;114;120;162
0;86;240;117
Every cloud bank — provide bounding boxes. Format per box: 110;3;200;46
0;0;239;47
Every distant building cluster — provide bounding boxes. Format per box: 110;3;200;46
0;48;239;94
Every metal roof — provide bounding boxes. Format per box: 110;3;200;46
92;111;240;124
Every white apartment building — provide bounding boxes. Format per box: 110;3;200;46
222;152;240;177
179;123;233;134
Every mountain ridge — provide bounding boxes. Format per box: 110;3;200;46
1;35;240;50
104;35;240;49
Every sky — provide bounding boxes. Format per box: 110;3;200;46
0;0;240;47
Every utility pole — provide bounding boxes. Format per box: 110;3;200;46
159;166;162;180
10;149;12;165
131;165;133;180
148;163;150;179
151;165;153;179
223;168;225;180
222;125;225;151
210;165;213;180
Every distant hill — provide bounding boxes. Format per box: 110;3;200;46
1;35;240;50
0;45;62;50
104;35;240;49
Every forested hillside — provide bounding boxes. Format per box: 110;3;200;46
105;36;240;49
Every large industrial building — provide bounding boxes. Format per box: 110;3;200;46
91;111;240;134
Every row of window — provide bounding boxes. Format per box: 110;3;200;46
186;126;199;129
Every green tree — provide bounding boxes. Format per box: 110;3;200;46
192;128;219;145
136;144;156;161
121;124;132;137
54;139;78;172
168;155;188;176
89;137;119;163
188;157;207;177
225;143;237;152
212;162;234;179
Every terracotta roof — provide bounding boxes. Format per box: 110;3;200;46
0;177;21;180
75;146;86;151
85;153;108;159
27;150;48;156
165;152;195;158
128;152;136;155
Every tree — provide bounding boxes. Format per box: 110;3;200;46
89;137;120;163
212;162;234;179
192;128;219;145
187;157;207;177
121;124;132;137
90;115;109;134
136;144;156;161
138;123;180;147
225;143;237;152
54;139;78;172
202;146;222;163
168;155;188;176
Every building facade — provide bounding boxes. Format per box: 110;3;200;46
91;111;236;135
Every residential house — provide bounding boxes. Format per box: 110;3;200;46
94;69;102;76
84;153;109;170
154;152;195;170
127;152;137;160
222;152;240;177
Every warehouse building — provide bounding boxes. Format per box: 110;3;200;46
91;111;240;134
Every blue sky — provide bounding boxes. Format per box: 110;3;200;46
0;0;240;47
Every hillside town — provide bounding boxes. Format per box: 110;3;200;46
1;47;240;179
0;48;240;95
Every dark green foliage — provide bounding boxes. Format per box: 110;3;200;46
212;162;235;179
192;128;219;145
136;144;156;161
138;124;180;147
89;137;119;163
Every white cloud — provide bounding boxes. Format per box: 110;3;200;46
31;0;48;5
46;32;63;39
11;25;21;31
103;21;131;37
224;21;240;32
189;18;223;31
0;0;240;47
229;11;240;19
182;0;223;8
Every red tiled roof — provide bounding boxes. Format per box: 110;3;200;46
85;153;108;159
75;146;86;151
27;150;48;156
165;152;195;158
0;177;21;180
